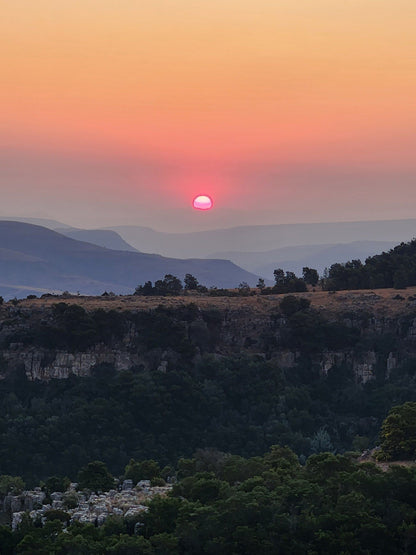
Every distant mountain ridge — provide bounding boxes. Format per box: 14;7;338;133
0;221;261;299
209;240;399;279
2;217;415;283
107;219;416;259
56;228;139;252
0;216;72;229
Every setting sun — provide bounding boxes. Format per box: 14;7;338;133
193;195;213;211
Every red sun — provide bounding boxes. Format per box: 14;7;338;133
193;195;213;210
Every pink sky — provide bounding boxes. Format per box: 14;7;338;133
1;1;415;231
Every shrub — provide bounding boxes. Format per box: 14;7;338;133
77;461;114;492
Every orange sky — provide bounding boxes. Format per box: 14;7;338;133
1;1;415;230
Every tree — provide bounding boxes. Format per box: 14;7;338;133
77;461;114;492
154;274;183;296
0;475;25;496
135;281;154;296
44;475;70;494
393;269;408;289
377;402;416;461
273;269;307;294
238;282;251;296
256;278;265;291
302;267;319;287
311;428;335;454
184;274;199;291
273;269;285;286
124;459;161;483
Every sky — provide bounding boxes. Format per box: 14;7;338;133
1;0;415;232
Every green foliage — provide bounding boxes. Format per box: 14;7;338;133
150;476;166;487
136;274;184;296
273;268;307;293
13;303;126;350
0;475;25;495
2;303;416;488
77;461;114;492
302;266;319;286
310;428;335;454
43;509;70;523
237;282;251;296
324;239;416;290
0;525;14;555
279;295;310;316
62;492;79;509
377;402;416;460
256;278;265;290
125;459;161;483
2;346;416;484
5;446;416;553
43;475;70;494
184;273;199;291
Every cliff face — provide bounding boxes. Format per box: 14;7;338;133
0;297;415;383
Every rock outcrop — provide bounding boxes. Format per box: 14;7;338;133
4;482;171;530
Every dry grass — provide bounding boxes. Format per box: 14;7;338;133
13;286;416;317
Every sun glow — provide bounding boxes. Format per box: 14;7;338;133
193;195;213;210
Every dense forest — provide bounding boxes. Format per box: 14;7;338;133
3;437;416;554
2;330;416;485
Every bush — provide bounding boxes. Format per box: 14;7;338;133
44;476;70;494
44;509;70;523
0;475;25;496
279;295;311;317
150;477;166;487
124;459;161;483
62;493;79;509
376;402;416;461
77;461;114;492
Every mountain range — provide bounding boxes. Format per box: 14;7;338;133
1;217;415;298
0;221;260;299
209;240;399;279
106;219;416;259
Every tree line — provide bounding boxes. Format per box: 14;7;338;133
134;267;320;298
323;239;416;291
134;239;416;295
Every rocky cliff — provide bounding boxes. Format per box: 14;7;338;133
1;290;416;384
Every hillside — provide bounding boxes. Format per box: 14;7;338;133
56;228;139;252
0;221;261;299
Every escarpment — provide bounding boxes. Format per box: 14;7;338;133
1;290;416;384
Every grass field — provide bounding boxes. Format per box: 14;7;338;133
13;286;416;318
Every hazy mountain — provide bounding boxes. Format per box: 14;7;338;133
57;228;138;252
108;219;416;259
209;241;399;279
0;221;260;299
0;216;72;229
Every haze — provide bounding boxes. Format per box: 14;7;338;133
1;1;415;232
